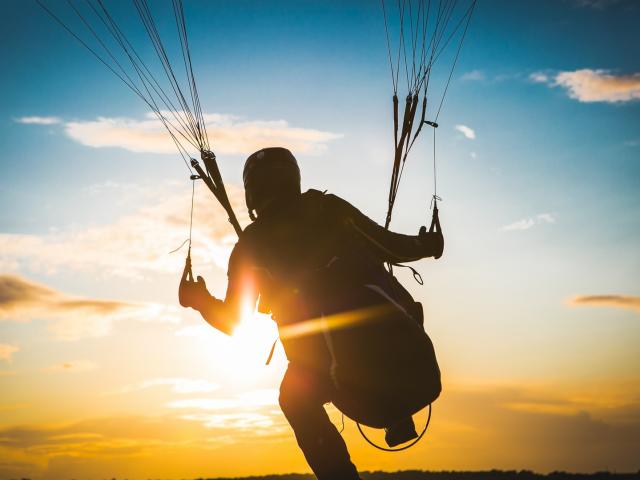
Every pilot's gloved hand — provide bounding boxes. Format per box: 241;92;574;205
179;275;212;311
419;226;444;259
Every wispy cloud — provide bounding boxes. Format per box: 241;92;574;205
529;72;549;83
0;412;288;479
460;69;486;81
0;274;128;319
82;180;167;207
14;116;61;125
0;415;224;472
503;218;535;231
531;69;640;103
45;360;97;373
20;111;341;156
133;377;219;394
569;295;640;313
501;213;556;231
179;412;276;430
1;383;639;478
0;184;246;279
0;344;19;362
454;124;476;139
167;398;237;410
0;274;178;341
460;70;522;84
166;389;279;411
571;0;629;9
167;389;284;431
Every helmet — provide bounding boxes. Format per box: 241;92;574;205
243;147;301;218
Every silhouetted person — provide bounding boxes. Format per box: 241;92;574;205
179;147;443;480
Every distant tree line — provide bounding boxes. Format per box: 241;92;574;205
195;470;640;480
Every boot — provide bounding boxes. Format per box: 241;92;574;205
384;416;418;447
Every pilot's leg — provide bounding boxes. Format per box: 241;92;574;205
279;364;359;480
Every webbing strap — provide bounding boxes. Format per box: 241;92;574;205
265;338;278;366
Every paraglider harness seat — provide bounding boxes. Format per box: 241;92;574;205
244;189;442;450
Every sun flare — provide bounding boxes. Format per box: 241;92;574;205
228;305;284;382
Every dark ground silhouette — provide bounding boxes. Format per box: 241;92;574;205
193;470;640;480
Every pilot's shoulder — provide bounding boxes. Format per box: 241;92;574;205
302;189;351;209
302;188;327;201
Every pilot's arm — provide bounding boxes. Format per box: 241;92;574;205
179;242;258;335
327;194;444;263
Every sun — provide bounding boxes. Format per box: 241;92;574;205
227;303;285;383
180;296;285;389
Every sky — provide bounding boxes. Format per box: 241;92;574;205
0;0;639;478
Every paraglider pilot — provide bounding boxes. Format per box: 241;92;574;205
179;147;444;480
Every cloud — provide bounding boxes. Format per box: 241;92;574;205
0;274;178;341
571;0;629;9
1;383;640;478
21;111;342;156
0;274;128;318
454;124;476;139
133;377;219;394
0;413;292;479
178;412;276;430
555;69;640;103
167;398;237;410
0;184;246;279
529;72;549;83
569;295;640;313
532;69;640;103
433;384;640;472
460;69;485;81
45;361;97;373
460;70;522;84
536;213;555;224
14;116;61;125
0;344;19;362
165;388;285;433
502;218;535;231
166;389;279;412
501;213;556;231
82;180;165;207
0;415;209;454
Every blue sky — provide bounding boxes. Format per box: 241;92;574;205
0;0;639;477
2;0;639;230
